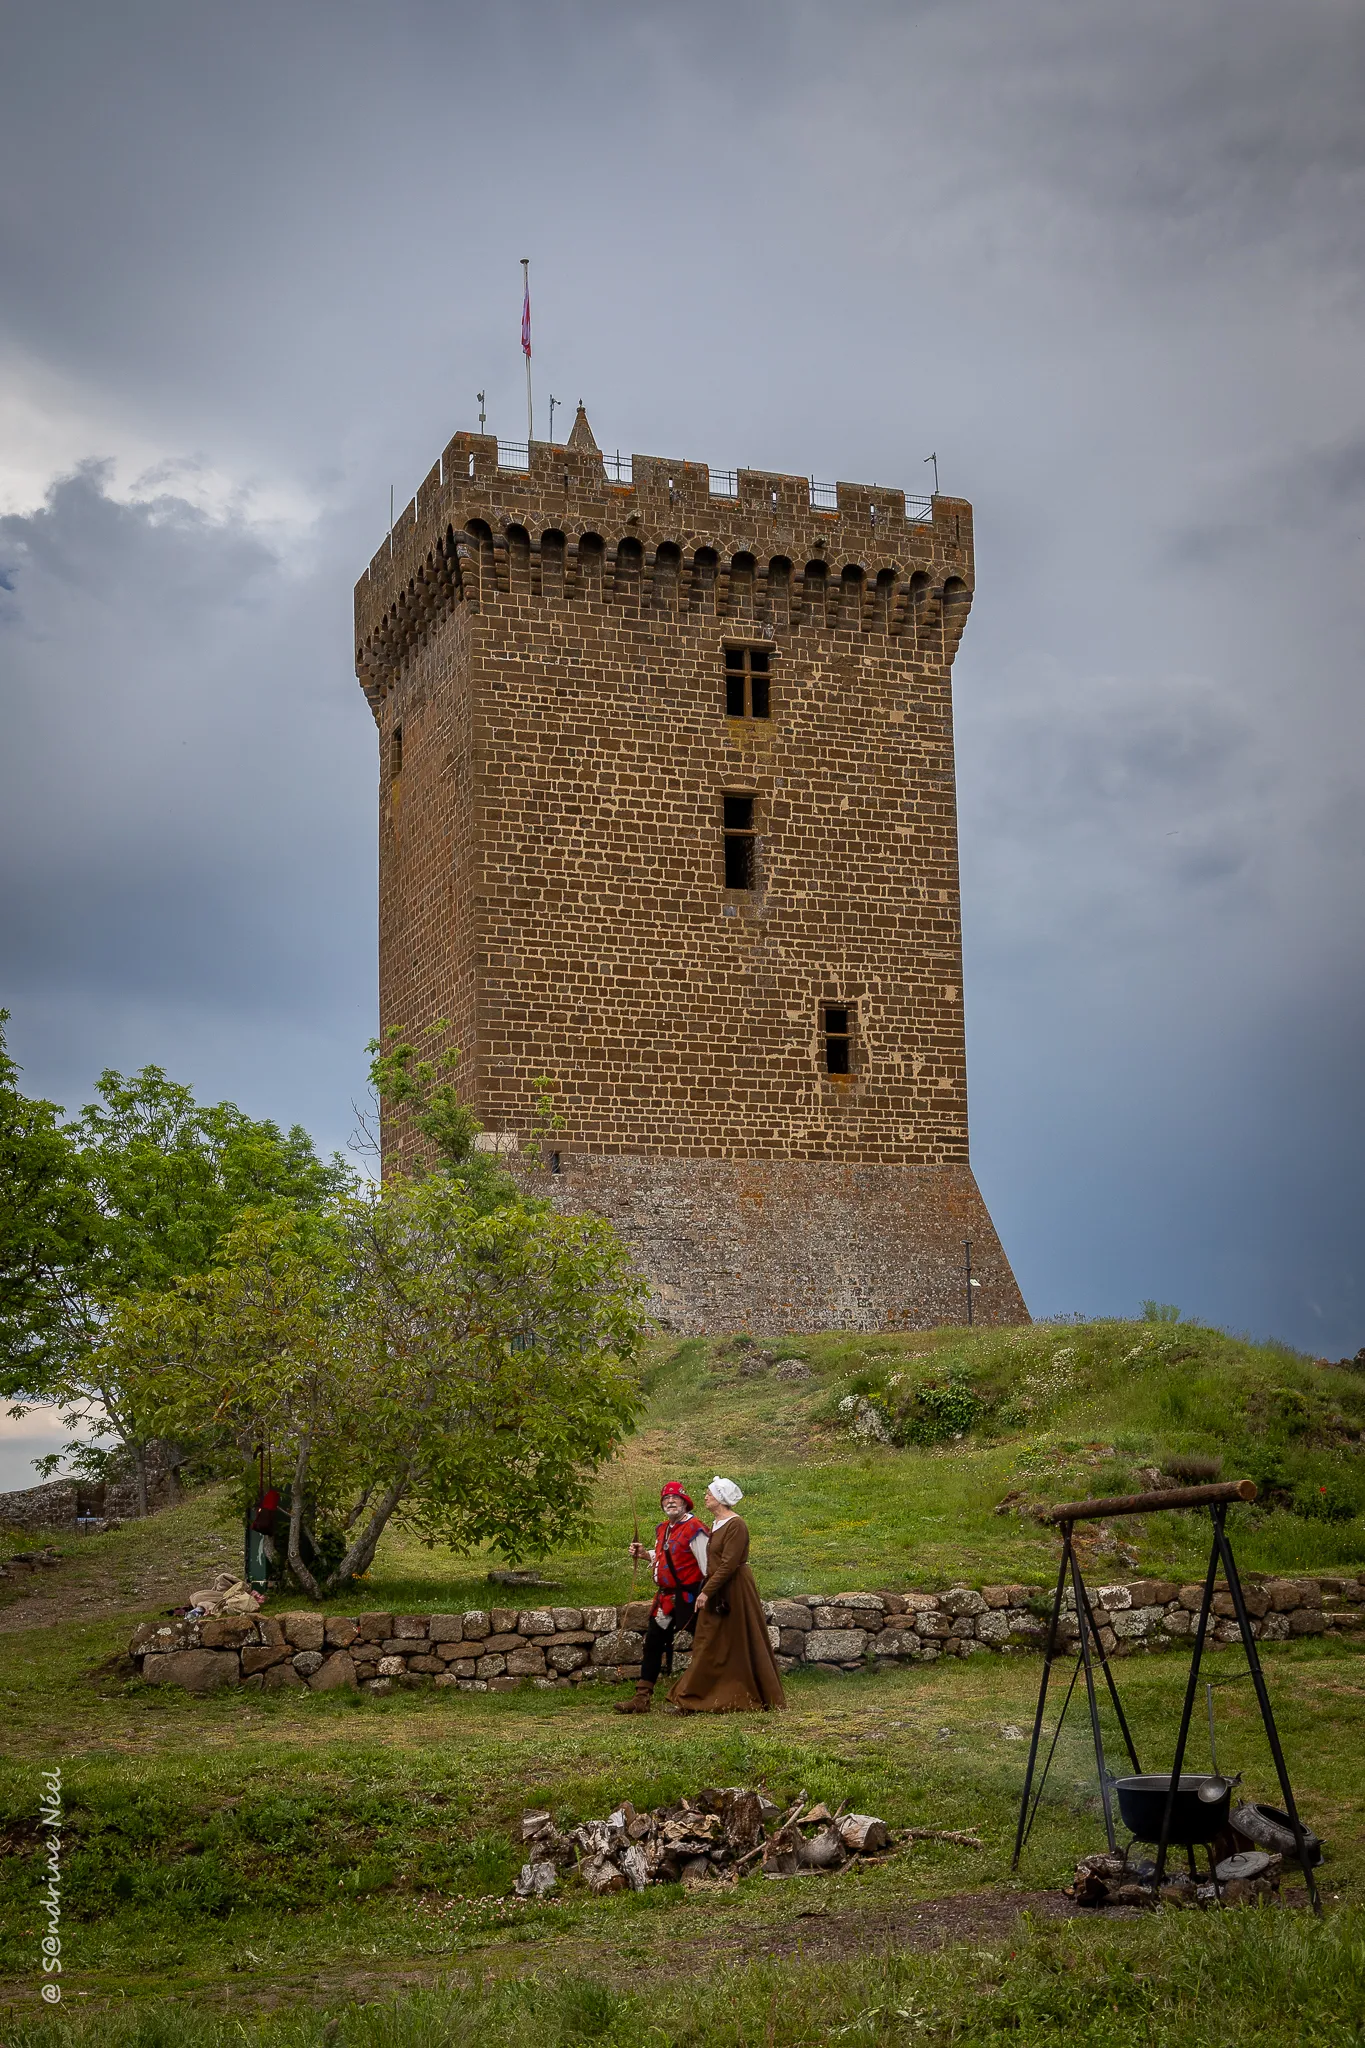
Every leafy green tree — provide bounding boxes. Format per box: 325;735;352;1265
3;1041;350;1509
71;1064;349;1300
367;1022;567;1198
0;1011;100;1392
136;1176;645;1593
366;1022;521;1211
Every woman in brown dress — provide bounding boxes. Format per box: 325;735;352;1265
668;1478;786;1713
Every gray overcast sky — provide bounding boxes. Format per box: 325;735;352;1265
1;0;1362;1481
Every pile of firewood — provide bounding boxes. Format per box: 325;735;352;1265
513;1786;901;1897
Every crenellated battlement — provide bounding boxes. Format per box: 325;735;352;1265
354;421;974;715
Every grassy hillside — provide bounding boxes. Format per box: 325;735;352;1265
351;1317;1365;1615
2;1319;1363;2045
4;1318;1361;1631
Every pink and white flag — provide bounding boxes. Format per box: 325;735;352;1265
521;281;531;359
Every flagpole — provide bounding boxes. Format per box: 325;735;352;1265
521;257;532;443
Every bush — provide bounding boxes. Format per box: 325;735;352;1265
826;1361;991;1447
1164;1453;1223;1482
896;1371;985;1446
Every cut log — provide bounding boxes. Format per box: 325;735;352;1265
838;1814;890;1854
762;1826;801;1877
795;1826;847;1870
579;1853;626;1895
722;1789;764;1850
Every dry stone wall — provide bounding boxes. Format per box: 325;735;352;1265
0;1444;183;1534
0;1482;79;1536
129;1577;1364;1693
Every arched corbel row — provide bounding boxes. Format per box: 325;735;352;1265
360;506;964;691
612;536;643;611
940;574;972;659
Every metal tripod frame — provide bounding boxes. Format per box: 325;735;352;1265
1012;1495;1322;1914
1011;1519;1142;1865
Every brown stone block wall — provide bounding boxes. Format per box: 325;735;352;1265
377;602;478;1088
358;424;1025;1322
535;1156;1026;1334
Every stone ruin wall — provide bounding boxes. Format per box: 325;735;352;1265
0;1446;183;1534
355;426;1026;1331
130;1574;1364;1693
0;1482;80;1537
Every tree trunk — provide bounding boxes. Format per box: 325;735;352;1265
285;1435;323;1601
330;1461;412;1589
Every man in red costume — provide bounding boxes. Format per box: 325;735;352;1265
614;1481;709;1715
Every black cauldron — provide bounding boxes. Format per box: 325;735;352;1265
1114;1775;1231;1845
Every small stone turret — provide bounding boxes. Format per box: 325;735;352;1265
566;401;598;451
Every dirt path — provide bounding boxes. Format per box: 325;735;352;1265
0;1503;240;1635
0;1889;1107;2018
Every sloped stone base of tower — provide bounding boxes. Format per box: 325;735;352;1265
541;1157;1027;1336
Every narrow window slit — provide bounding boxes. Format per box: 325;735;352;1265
723;793;757;890
823;1005;851;1075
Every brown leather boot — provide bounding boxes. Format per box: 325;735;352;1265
613;1679;654;1714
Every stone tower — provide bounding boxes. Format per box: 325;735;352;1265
355;409;1026;1333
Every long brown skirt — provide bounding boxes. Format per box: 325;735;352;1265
668;1515;786;1713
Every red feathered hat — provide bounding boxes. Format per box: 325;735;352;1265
660;1481;694;1509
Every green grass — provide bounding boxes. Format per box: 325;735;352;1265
4;1912;1365;2046
318;1319;1365;1612
2;1317;1363;2040
9;1319;1358;1622
1;1633;1363;2039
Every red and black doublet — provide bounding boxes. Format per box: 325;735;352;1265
650;1513;707;1627
641;1512;707;1682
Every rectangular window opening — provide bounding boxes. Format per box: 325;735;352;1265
723;792;757;890
725;837;754;888
723;644;772;720
823;1004;852;1075
389;724;403;822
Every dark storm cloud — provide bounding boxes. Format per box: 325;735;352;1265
0;0;1362;1377
0;467;375;1140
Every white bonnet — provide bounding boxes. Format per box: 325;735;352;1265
708;1476;743;1507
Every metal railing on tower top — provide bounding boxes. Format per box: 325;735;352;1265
476;439;937;523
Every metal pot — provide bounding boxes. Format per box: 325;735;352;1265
1114;1775;1231;1845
